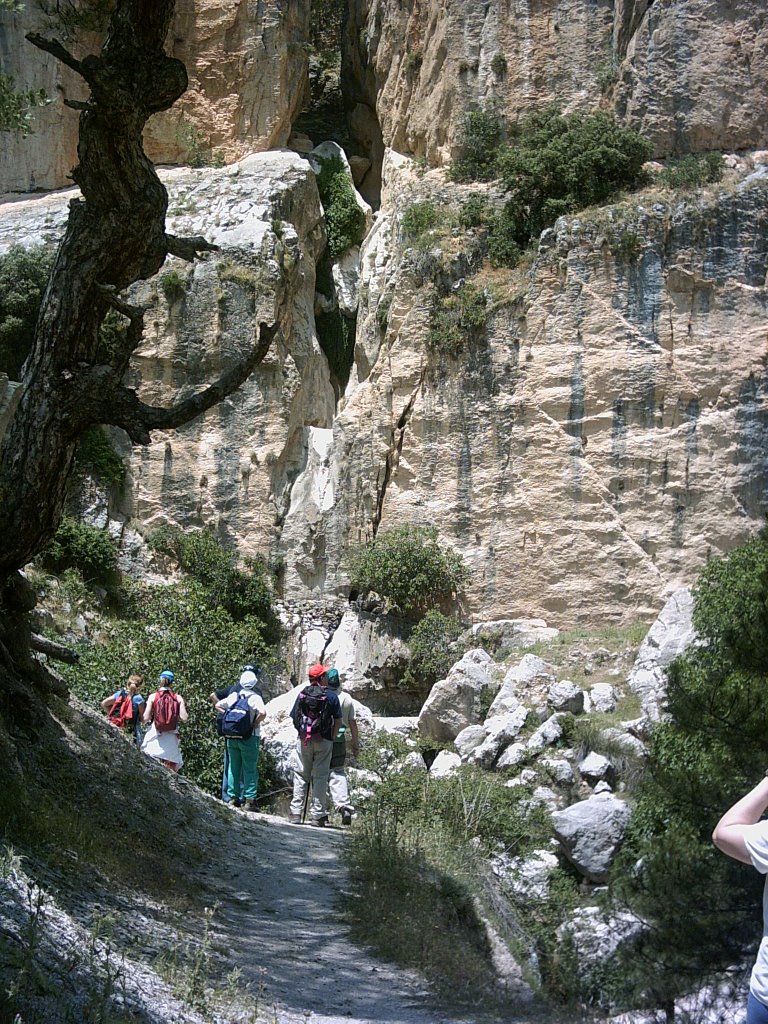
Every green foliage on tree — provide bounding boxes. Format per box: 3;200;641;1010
427;282;488;357
347;525;468;617
450;110;504;183
0;246;55;378
315;154;367;259
74;426;127;488
316;307;356;391
63;579;276;795
402;608;464;690
606;529;768;1013
0;75;47;136
148;527;281;643
495;107;652;252
401;201;442;244
660;152;725;190
39;516;119;583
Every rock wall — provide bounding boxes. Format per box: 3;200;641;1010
276;153;768;625
0;0;309;194
343;0;768;168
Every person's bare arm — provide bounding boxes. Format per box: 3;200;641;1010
208;692;219;707
349;719;360;755
142;694;154;724
101;695;115;712
713;777;768;864
177;696;189;723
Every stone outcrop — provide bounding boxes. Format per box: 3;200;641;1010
552;793;632;883
343;0;768;172
417;649;496;742
0;0;309;194
628;587;696;718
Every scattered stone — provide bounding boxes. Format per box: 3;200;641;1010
468;707;530;767
527;713;567;753
454;724;489;760
594;780;613;794
417;649;496;743
578;752;615;785
551;793;632;883
491;849;559;901
589;683;618;713
429;750;461;777
540;757;575;786
557;906;644;981
548;679;585;714
497;743;527;770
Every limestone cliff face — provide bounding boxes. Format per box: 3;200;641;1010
343;0;768;168
277;154;768;624
0;0;309;193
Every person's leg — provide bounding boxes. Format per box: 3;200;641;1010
221;743;230;802
227;740;244;804
309;739;333;822
289;741;311;820
748;993;768;1024
241;736;260;802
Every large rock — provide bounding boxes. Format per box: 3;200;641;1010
491;849;559;902
551;793;632;883
628;588;696;718
0;0;310;193
557;907;644;983
322;608;411;707
488;656;555;718
471;619;560;652
417;649;496;743
467;706;529;767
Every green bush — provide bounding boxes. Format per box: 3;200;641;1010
458;193;491;229
450;110;504;183
495;107;652;249
403;609;465;691
63;579;274;796
74;426;126;488
375;293;392;332
490;52;507;78
315;154;367;258
615;229;642;262
0;245;55;378
148;527;281;643
606;528;768;1013
401;201;442;244
160;269;186;303
486;210;523;268
39;517;119;584
427;282;488;357
347;525;468;617
659;152;724;190
346;749;552;1002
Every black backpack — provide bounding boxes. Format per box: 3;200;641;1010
218;690;254;740
292;685;333;745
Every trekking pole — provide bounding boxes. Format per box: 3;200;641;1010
301;779;310;824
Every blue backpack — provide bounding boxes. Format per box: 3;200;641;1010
218;691;254;739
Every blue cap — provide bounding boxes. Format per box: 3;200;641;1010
159;670;174;682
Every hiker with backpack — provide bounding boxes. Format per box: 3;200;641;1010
210;665;265;804
325;668;359;826
215;668;266;812
101;674;146;748
288;663;342;827
141;670;188;772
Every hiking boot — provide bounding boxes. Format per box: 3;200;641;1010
232;798;243;808
309;816;327;827
244;799;259;813
340;808;353;826
288;814;302;824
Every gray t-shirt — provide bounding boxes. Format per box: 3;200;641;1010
743;821;768;1001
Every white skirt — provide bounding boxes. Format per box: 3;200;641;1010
141;724;183;767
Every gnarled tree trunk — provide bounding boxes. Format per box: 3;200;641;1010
0;0;284;689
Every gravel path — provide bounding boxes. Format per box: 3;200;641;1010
198;809;485;1024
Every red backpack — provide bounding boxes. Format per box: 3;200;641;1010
108;691;133;729
153;690;180;732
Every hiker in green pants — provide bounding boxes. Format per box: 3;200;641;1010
215;670;266;812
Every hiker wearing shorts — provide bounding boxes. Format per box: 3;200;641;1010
215;669;266;812
141;670;188;771
288;663;342;826
325;668;359;826
102;674;145;747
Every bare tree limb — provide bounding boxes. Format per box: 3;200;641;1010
25;33;91;82
166;234;220;262
30;634;79;665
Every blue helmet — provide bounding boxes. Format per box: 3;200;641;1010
159;670;175;683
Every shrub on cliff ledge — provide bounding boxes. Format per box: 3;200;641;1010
348;525;468;616
315;153;367;258
496;107;651;251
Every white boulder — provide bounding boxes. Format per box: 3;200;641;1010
430;750;461;778
589;683;618;713
548;679;585;714
551;793;631;883
628;588;696;719
417;649;496;743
